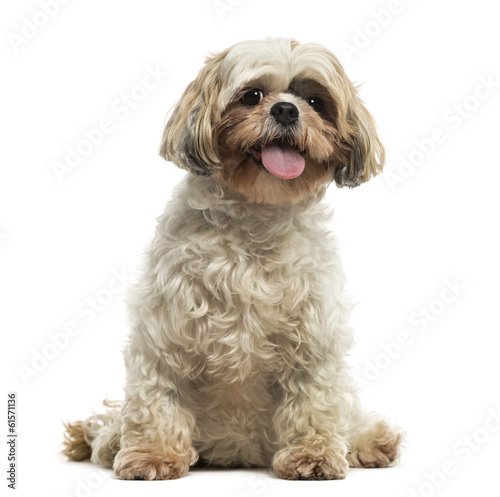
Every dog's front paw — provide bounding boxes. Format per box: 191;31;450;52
272;445;349;480
114;446;198;480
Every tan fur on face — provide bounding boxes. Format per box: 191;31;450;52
214;156;330;206
159;38;384;191
214;92;350;205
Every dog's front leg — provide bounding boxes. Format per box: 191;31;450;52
272;366;350;480
113;344;198;480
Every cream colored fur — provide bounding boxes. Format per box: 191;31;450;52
63;38;403;481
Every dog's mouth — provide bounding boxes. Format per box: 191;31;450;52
244;141;306;179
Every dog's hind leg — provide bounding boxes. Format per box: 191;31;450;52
345;404;404;468
62;400;121;468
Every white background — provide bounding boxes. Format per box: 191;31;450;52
2;1;500;496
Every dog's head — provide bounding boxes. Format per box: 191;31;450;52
160;38;384;205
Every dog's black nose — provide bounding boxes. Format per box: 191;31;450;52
270;102;299;127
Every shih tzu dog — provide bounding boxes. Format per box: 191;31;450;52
63;38;403;481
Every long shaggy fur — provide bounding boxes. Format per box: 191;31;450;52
63;38;403;481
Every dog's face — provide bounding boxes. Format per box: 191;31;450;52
160;38;384;205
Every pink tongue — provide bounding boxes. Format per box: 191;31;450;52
261;142;305;179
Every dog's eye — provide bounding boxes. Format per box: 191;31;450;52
242;89;263;106
307;97;324;113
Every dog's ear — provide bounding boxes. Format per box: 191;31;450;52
334;87;385;188
159;50;228;176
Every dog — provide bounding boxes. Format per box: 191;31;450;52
63;37;403;481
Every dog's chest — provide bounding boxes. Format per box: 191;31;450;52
184;226;326;376
164;204;335;381
201;227;322;316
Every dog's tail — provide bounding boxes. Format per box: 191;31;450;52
62;400;121;468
